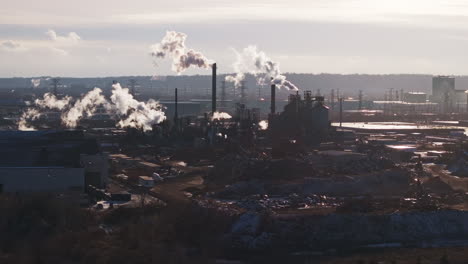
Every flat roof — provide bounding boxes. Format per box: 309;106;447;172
159;101;200;105
332;122;466;132
0;166;66;169
373;101;437;105
319;150;366;157
189;99;233;102
407;92;426;95
386;145;417;150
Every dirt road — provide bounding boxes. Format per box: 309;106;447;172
151;174;204;205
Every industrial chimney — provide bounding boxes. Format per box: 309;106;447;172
212;63;217;114
465;90;468;113
270;83;276;114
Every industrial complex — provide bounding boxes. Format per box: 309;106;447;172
1;67;468;263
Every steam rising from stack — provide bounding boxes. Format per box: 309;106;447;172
150;31;212;74
30;77;51;88
31;79;41;88
211;112;232;121
20;31;297;131
18;83;166;131
258;120;268;130
35;93;71;110
109;83;166;131
18;109;41;131
225;45;298;91
63;88;108;128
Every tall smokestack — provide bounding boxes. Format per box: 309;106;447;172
358;90;363;110
221;80;226;108
51;78;60;97
465;91;468;113
129;79;137;97
331;89;335;110
339;97;343;128
240;80;246;104
271;83;276;114
212;63;217;114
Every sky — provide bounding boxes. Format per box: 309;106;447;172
2;0;468;77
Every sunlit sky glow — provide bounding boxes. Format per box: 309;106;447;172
1;0;468;77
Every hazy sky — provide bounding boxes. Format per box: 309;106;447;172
2;0;468;77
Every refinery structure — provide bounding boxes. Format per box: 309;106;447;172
2;31;468;263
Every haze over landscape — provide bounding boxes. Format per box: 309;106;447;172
2;0;468;77
4;1;468;263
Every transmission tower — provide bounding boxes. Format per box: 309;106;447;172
330;89;335;110
240;80;247;104
51;78;60;97
129;79;137;97
257;86;262;101
220;80;226;108
358;90;363;110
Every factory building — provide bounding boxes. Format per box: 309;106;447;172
80;153;109;188
160;101;202;119
269;91;330;151
432;76;455;101
0;99;28;116
0;167;84;193
372;101;438;114
0;130;108;193
405;92;427;103
431;76;466;113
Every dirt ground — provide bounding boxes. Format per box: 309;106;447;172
320;247;468;264
150;164;207;205
426;164;468;192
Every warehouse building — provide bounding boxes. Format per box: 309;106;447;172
0;167;84;193
431;76;467;113
0;130;108;193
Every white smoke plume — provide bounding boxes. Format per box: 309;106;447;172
46;29;81;43
225;45;298;91
108;83;166;131
31;79;41;88
0;40;21;50
18;109;41;131
34;93;72;110
225;74;245;90
18;84;166;131
18;93;70;131
150;31;212;74
212;112;232;121
151;75;166;81
258;120;268;130
18;93;72;131
62;88;108;128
